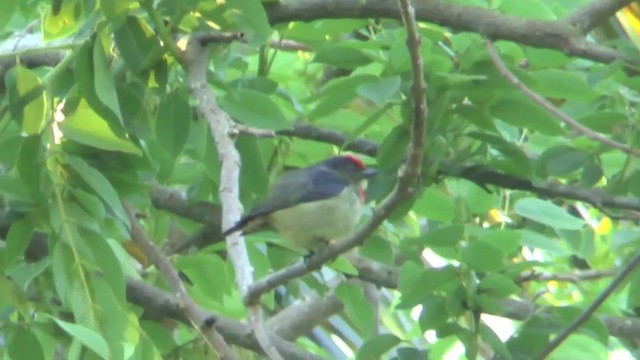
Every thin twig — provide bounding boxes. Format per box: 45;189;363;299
517;269;616;284
485;40;640;158
535;253;640;359
140;0;185;62
184;39;284;360
244;0;428;306
122;203;239;360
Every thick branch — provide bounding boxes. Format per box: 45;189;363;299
126;278;324;360
267;292;343;341
276;124;640;213
184;38;284;360
266;0;633;65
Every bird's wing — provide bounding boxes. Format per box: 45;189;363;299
223;168;348;235
253;168;348;215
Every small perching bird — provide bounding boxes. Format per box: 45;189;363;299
223;155;378;250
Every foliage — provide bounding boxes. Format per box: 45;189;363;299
1;0;640;359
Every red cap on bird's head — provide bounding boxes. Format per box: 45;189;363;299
323;155;378;180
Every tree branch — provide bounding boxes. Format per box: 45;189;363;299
517;269;616;284
265;0;634;66
122;203;239;360
184;38;284;360
486;40;640;158
125;278;324;360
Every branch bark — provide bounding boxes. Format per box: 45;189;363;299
265;0;634;65
125;278;324;360
184;38;284;360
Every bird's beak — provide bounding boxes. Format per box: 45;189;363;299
362;168;379;179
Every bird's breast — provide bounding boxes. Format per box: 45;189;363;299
268;186;363;249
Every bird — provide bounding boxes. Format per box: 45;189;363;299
223;155;378;250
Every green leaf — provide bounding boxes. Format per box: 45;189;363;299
0;135;22;166
578;111;627;134
419;295;448;330
220;89;290;130
514;198;586;230
156;89;191;159
356;334;401;360
75;37;124;134
113;16;163;72
308;74;377;120
8;328;45;360
488;95;564;135
0;175;32;202
479;273;519;297
531;69;599;102
51;241;76;310
480;229;521;256
360;235;394;265
314;45;372;70
141;321;178;354
53;318;110;359
15;66;46;135
467;132;532;178
461;241;504;271
176;253;228;304
554;307;609;345
326;256;357;276
64;155;130;228
413;187;455;222
535;145;589;178
84;229;125;300
60;100;141;155
377;125;410;170
409;224;464;247
223;0;272;46
479;323;514;360
4;219;33;270
399;266;459;308
43;1;80;39
17;135;43;196
580;161;603;188
520;230;571;255
356;76;401;106
71;189;106;221
237;136;269;199
99;0;130;27
335;282;377;337
628;270;640;310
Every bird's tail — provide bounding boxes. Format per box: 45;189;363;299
223;215;269;236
